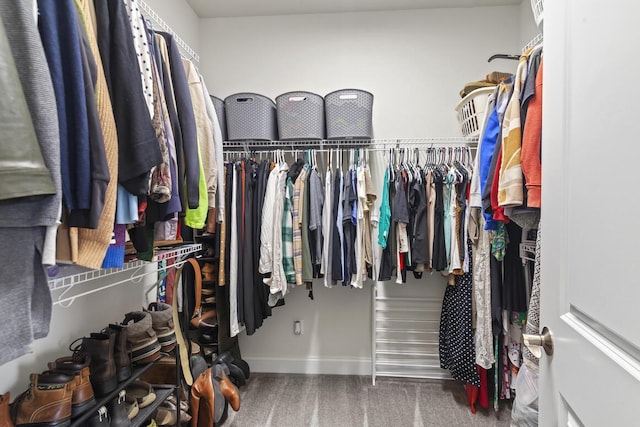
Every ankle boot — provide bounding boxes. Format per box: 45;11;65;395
212;364;240;411
106;390;130;427
105;324;132;382
122;312;161;365
79;333;117;396
1;393;13;427
10;373;73;427
47;354;95;419
145;303;176;353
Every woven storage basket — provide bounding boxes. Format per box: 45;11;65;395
276;91;325;140
325;89;373;140
454;87;494;138
225;93;278;141
210;96;228;141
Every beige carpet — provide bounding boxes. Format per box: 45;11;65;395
222;374;511;427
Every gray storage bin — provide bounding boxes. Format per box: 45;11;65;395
325;89;373;140
210;96;228;141
276;91;325;140
225;93;278;141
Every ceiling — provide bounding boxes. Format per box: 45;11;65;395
186;0;522;18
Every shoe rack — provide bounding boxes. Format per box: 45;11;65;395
70;351;181;427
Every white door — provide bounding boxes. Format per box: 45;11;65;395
540;1;640;425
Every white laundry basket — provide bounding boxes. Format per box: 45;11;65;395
454;87;494;138
530;0;544;27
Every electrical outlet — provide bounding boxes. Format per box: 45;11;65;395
294;320;302;335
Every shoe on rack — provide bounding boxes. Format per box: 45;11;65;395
154;406;176;427
47;353;95;419
212;364;240;411
201;263;215;282
145;303;176;353
124;400;139;420
107;390;130;427
10;373;73;427
125;381;156;410
104;324;133;382
1;392;14;427
122;312;162;365
75;333;118;397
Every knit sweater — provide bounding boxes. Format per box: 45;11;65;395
498;53;530;208
0;0;62;228
74;0;119;269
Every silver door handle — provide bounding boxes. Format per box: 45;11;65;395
522;326;554;358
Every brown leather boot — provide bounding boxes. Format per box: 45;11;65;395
0;393;13;427
212;364;240;411
190;369;220;427
47;353;95;419
10;373;73;427
104;324;132;382
79;333;117;397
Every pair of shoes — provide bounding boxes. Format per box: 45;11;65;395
125;381;156;410
213;351;251;388
123;301;176;364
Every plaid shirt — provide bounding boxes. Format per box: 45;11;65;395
282;178;295;284
292;166;308;285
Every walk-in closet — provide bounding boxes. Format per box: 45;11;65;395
2;0;638;426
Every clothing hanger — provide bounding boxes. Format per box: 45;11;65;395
487;53;520;62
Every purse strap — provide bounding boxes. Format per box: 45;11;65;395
171;257;202;386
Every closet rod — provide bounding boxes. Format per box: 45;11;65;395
523;32;543;52
138;0;200;63
223;137;478;151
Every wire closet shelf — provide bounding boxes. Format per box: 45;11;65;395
48;243;203;306
222;137;479;152
138;0;200;63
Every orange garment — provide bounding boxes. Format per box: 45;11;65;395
521;58;543;208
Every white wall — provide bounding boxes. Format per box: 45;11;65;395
199;6;522;138
144;0;201;62
519;0;541;48
198;5;523;374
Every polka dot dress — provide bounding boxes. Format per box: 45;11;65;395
439;238;481;386
124;0;155;117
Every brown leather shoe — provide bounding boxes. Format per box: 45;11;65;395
47;354;95;419
10;373;73;427
79;333;118;396
212;364;240;411
0;393;13;427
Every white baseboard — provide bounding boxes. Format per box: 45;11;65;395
243;356;372;376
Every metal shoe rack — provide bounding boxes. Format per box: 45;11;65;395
371;284;451;385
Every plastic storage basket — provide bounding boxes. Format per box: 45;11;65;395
225;93;278;141
210;96;228;141
530;0;544;27
454;87;494;138
325;89;373;140
276;91;325;140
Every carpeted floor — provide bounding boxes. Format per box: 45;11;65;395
222;374;511;426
